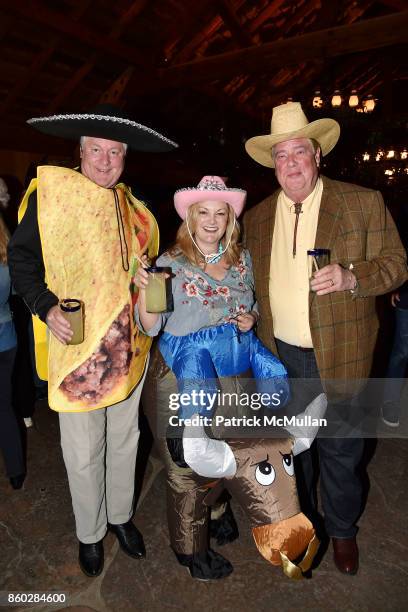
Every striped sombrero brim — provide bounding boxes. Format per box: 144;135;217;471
27;113;178;153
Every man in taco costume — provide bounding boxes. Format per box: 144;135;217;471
8;105;178;577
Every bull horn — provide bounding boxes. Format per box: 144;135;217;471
252;513;320;579
279;535;319;579
182;414;237;478
285;393;328;456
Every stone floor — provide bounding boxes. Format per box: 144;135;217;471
1;399;408;612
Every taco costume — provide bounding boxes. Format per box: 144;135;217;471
18;166;158;412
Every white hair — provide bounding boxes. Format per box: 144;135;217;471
80;136;127;153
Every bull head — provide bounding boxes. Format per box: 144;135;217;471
224;437;319;579
183;393;327;579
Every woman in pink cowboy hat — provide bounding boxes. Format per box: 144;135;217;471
133;175;330;581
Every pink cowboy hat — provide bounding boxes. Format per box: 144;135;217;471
174;175;247;220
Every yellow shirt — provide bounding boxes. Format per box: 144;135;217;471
269;178;323;347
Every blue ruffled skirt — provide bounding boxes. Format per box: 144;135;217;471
159;323;290;419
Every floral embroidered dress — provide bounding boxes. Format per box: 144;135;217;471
137;249;257;337
135;249;289;419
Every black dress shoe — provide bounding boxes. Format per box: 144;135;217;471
332;537;359;575
9;474;25;490
78;541;104;577
109;521;146;559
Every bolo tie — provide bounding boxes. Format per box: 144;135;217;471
111;187;129;271
292;202;303;258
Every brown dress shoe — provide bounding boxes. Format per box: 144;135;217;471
332;537;359;575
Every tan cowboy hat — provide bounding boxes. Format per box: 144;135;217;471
245;102;340;168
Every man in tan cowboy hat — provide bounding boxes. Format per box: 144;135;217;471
8;105;177;577
243;101;407;575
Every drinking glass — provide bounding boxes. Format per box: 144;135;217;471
60;299;84;345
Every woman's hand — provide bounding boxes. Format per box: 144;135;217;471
230;311;258;332
133;255;149;290
132;254;163;333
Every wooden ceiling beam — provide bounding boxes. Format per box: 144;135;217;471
0;2;92;118
319;46;404;92
353;66;389;95
45;0;151;113
346;65;379;91
311;0;342;29
0;0;150;69
214;1;318;122
239;0;360;114
249;62;322;111
99;67;135;105
158;11;408;87
163;0;216;61
168;15;224;65
248;0;286;33
283;0;320;34
218;0;254;46
307;53;377;94
379;0;408;10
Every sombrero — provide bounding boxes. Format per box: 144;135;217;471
174;175;247;220
245;102;340;168
27;104;178;153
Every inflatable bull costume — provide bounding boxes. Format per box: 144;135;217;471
143;342;326;581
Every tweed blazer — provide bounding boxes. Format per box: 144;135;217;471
243;176;408;387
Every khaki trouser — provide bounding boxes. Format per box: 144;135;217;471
59;362;148;543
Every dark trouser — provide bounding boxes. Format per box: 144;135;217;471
0;347;25;477
276;339;364;539
383;306;408;406
10;295;36;418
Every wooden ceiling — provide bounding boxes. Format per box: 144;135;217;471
0;0;407;178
